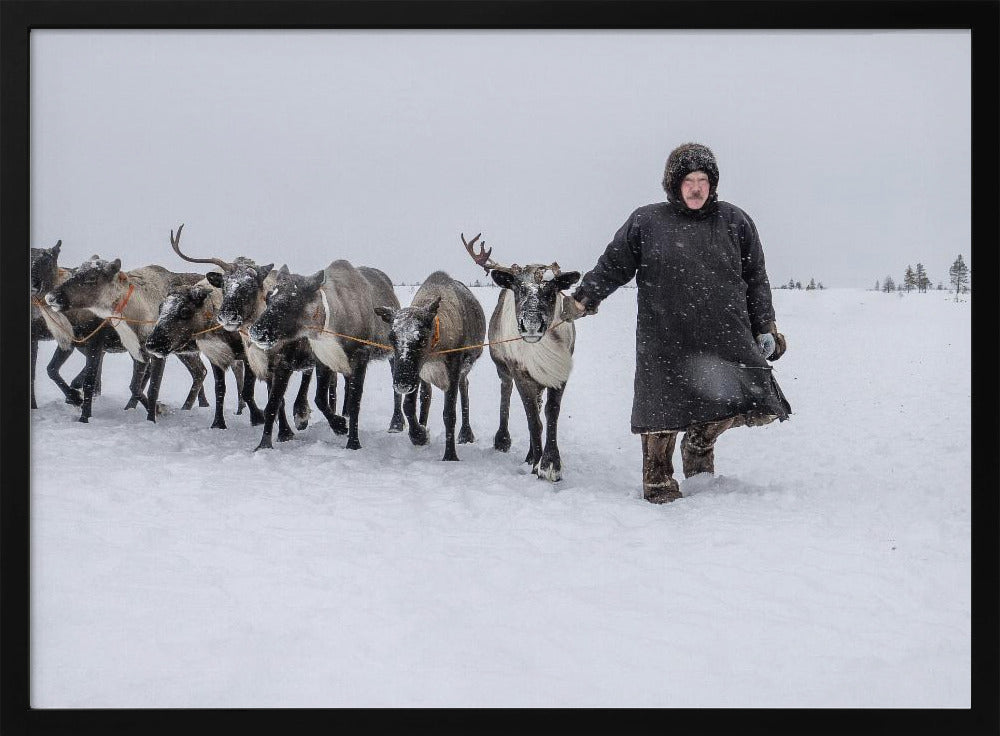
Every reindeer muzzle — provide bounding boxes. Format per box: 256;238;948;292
44;293;65;312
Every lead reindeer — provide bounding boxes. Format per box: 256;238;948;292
463;233;581;481
374;270;486;461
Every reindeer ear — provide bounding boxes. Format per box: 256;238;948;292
52;240;61;256
277;265;289;276
491;270;516;290
306;269;326;291
206;271;224;288
108;258;122;276
374;306;395;323
554;271;581;290
258;264;275;282
425;296;442;315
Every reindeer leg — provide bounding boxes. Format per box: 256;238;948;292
233;361;246;415
145;356;167;423
537;385;565;482
313;363;348;435
340;374;351;417
403;388;428;446
178;353;208;410
276;397;294;441
256;368;292;451
210;363;228;429
418;379;432;427
493;365;513;452
514;377;544;472
45;344;82;406
344;354;369;450
441;371;461;461
457;371;475;444
77;341;104;423
124;359;148;411
242;370;264;425
293;367;313;430
387;357;405;433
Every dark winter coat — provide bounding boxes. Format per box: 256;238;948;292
573;196;791;433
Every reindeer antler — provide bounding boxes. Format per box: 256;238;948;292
170;224;234;271
461;232;521;275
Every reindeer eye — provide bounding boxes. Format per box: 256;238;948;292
178;307;191;319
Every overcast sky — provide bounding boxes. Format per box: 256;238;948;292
31;30;970;289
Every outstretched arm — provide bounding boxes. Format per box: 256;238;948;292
570;211;643;316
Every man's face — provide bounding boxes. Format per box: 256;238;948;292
681;170;711;209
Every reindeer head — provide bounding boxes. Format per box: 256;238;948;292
375;297;442;395
462;233;579;343
30;240;62;296
168;224;273;331
248;267;325;351
145;284;215;358
45;255;123;313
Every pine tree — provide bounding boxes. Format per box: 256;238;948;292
787;278;795;290
817;281;825;290
883;276;895;292
795;281;802;290
874;279;880;291
948;254;969;301
915;263;930;292
902;265;916;293
806;277;816;290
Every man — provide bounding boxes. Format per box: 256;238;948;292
570;142;791;503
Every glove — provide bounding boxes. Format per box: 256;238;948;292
563;296;597;320
770;331;787;360
757;332;776;359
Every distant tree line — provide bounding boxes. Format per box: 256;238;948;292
777;278;824;290
873;255;969;301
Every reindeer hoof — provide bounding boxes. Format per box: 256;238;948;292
537;463;562;482
346;437;362;451
198;397;210;408
211;419;227;430
458;426;475;444
387;416;405;433
254;438;273;451
277;429;295;442
65;390;84;407
78;415;89;424
409;427;429;446
442;452;460;461
330;415;348;435
493;431;511;452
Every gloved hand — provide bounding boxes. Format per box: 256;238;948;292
563;296;597;320
757;332;776;359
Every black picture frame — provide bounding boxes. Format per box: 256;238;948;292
3;2;997;734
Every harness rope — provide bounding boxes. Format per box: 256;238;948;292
31;282;160;345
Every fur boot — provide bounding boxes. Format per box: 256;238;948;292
642;431;682;503
680;417;735;478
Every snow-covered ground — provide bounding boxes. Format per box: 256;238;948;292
29;287;971;708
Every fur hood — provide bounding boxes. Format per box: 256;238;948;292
661;142;719;204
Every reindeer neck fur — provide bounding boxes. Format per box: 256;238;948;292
306;262;371;376
490;289;574;389
195;287;238;368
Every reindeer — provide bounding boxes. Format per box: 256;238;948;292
247;260;402;451
44;255;211;423
463;233;581;481
167;225;356;447
31;240;115;409
374;271;486;461
145;277;260;430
